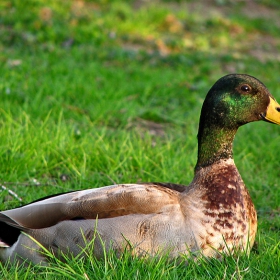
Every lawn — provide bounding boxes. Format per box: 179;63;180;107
0;0;279;279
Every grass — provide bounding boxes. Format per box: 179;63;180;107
0;0;280;278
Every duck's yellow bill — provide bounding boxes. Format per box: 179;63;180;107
264;97;280;125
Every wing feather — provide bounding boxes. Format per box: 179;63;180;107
0;183;181;229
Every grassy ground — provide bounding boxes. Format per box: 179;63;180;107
0;0;279;279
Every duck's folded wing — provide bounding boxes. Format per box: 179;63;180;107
0;183;182;229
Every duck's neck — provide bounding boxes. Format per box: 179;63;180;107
195;124;237;171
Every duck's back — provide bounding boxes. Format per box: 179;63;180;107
0;183;198;264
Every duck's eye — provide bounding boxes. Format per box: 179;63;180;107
240;84;251;93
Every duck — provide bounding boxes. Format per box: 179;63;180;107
0;74;280;265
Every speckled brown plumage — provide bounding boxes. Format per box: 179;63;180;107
0;74;280;265
187;158;257;257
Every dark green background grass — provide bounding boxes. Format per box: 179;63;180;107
0;0;279;278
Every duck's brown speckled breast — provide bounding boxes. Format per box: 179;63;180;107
185;159;257;256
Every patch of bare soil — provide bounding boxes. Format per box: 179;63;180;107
127;117;166;137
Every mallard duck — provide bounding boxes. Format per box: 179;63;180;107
1;74;280;265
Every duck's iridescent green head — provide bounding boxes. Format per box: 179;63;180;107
199;74;280;130
196;74;280;170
